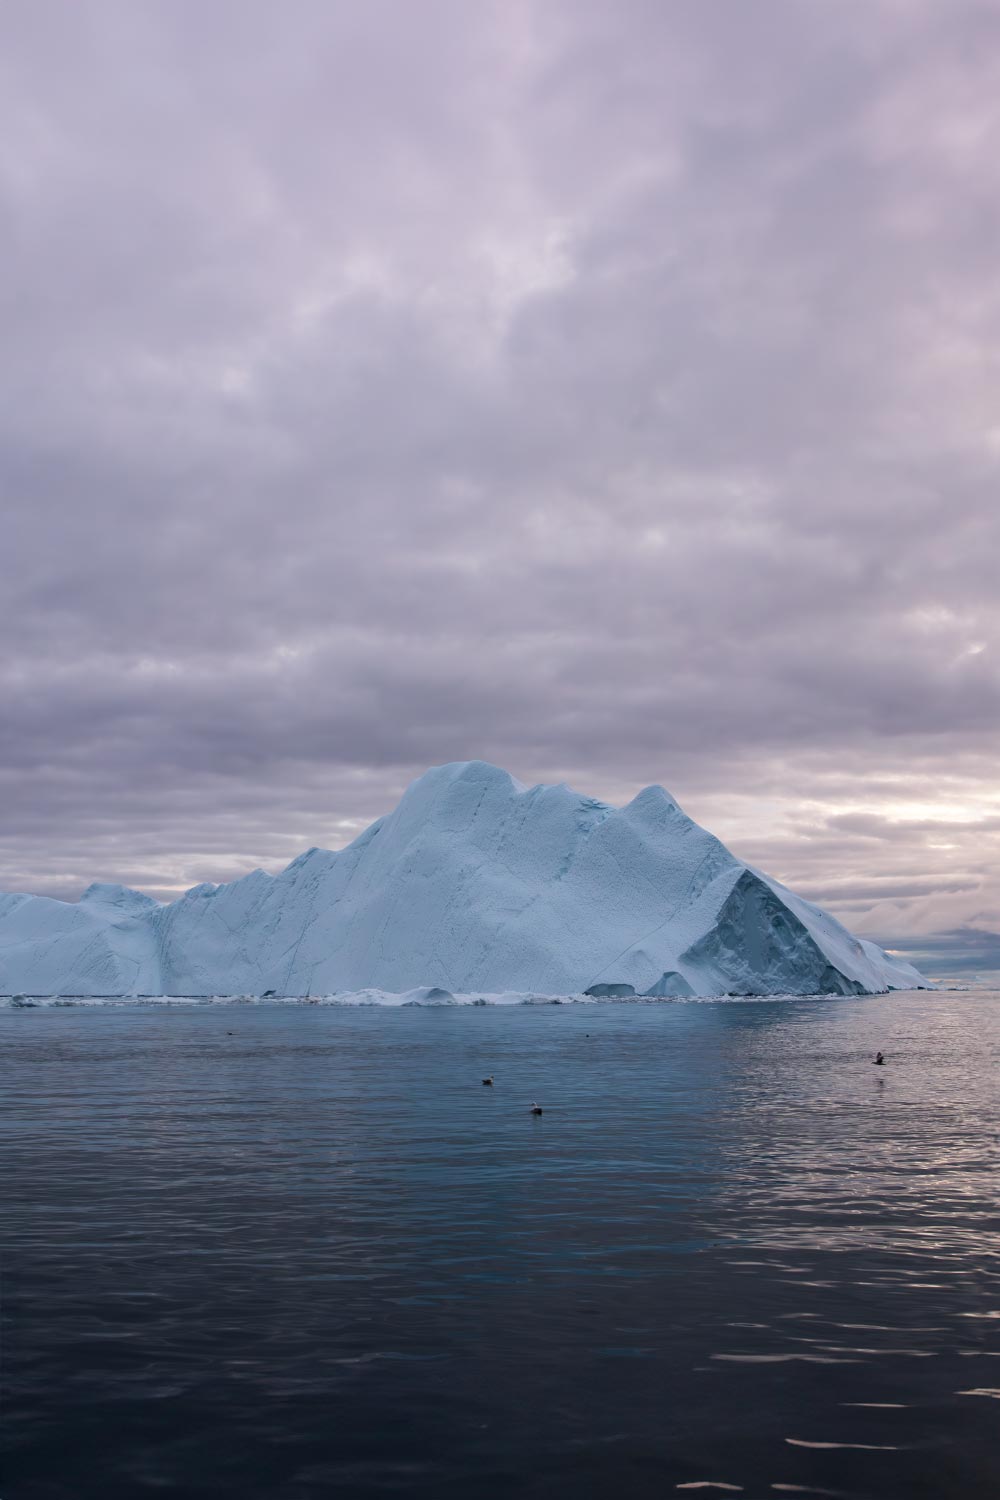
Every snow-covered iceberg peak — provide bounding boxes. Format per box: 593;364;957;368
79;883;160;912
0;760;927;997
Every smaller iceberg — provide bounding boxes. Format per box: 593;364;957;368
400;986;459;1007
643;971;696;998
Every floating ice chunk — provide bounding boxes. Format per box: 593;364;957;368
643;971;695;998
400;986;458;1006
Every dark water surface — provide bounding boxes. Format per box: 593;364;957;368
2;992;999;1499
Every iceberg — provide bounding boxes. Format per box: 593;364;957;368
0;761;925;998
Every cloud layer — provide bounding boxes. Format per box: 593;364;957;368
2;1;998;976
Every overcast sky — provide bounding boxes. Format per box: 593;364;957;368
2;0;998;979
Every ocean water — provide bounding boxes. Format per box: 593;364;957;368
2;990;998;1499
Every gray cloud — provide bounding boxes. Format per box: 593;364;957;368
1;1;998;974
877;926;1000;981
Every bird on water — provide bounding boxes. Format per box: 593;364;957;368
530;1102;543;1115
482;1075;494;1086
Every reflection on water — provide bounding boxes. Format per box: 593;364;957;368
1;991;999;1498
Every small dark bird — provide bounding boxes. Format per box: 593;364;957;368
482;1075;494;1086
873;1051;886;1066
530;1102;543;1115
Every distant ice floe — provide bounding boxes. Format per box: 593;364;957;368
0;989;930;1010
0;760;927;1000
1;989;584;1008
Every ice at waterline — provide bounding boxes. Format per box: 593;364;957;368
0;761;925;999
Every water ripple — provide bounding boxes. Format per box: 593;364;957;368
2;989;999;1498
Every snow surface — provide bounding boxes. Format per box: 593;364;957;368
0;760;926;998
